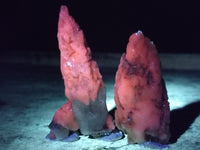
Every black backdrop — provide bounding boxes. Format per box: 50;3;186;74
1;0;200;53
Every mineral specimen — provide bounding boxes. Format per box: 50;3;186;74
48;100;79;140
114;31;170;144
48;5;115;140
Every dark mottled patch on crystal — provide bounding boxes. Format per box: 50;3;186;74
146;71;154;85
161;78;168;101
127;64;147;77
145;132;160;143
127;111;134;125
151;98;162;109
121;56;147;77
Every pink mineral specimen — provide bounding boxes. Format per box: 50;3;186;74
114;31;170;144
58;6;104;105
48;5;114;139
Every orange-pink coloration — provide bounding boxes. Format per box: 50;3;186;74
106;115;115;131
52;100;79;131
58;6;104;105
49;5;115;138
114;31;170;144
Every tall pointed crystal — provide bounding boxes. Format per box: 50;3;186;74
48;5;114;140
114;31;170;144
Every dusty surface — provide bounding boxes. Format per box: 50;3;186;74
0;60;200;149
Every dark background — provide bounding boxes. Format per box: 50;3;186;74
1;0;200;54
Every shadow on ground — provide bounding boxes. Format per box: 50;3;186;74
169;100;200;143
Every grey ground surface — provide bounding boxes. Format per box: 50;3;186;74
0;53;200;150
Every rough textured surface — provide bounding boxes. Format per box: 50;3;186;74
49;5;114;138
58;5;104;105
114;31;170;144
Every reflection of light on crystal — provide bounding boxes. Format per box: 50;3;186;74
136;30;143;35
66;61;72;67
